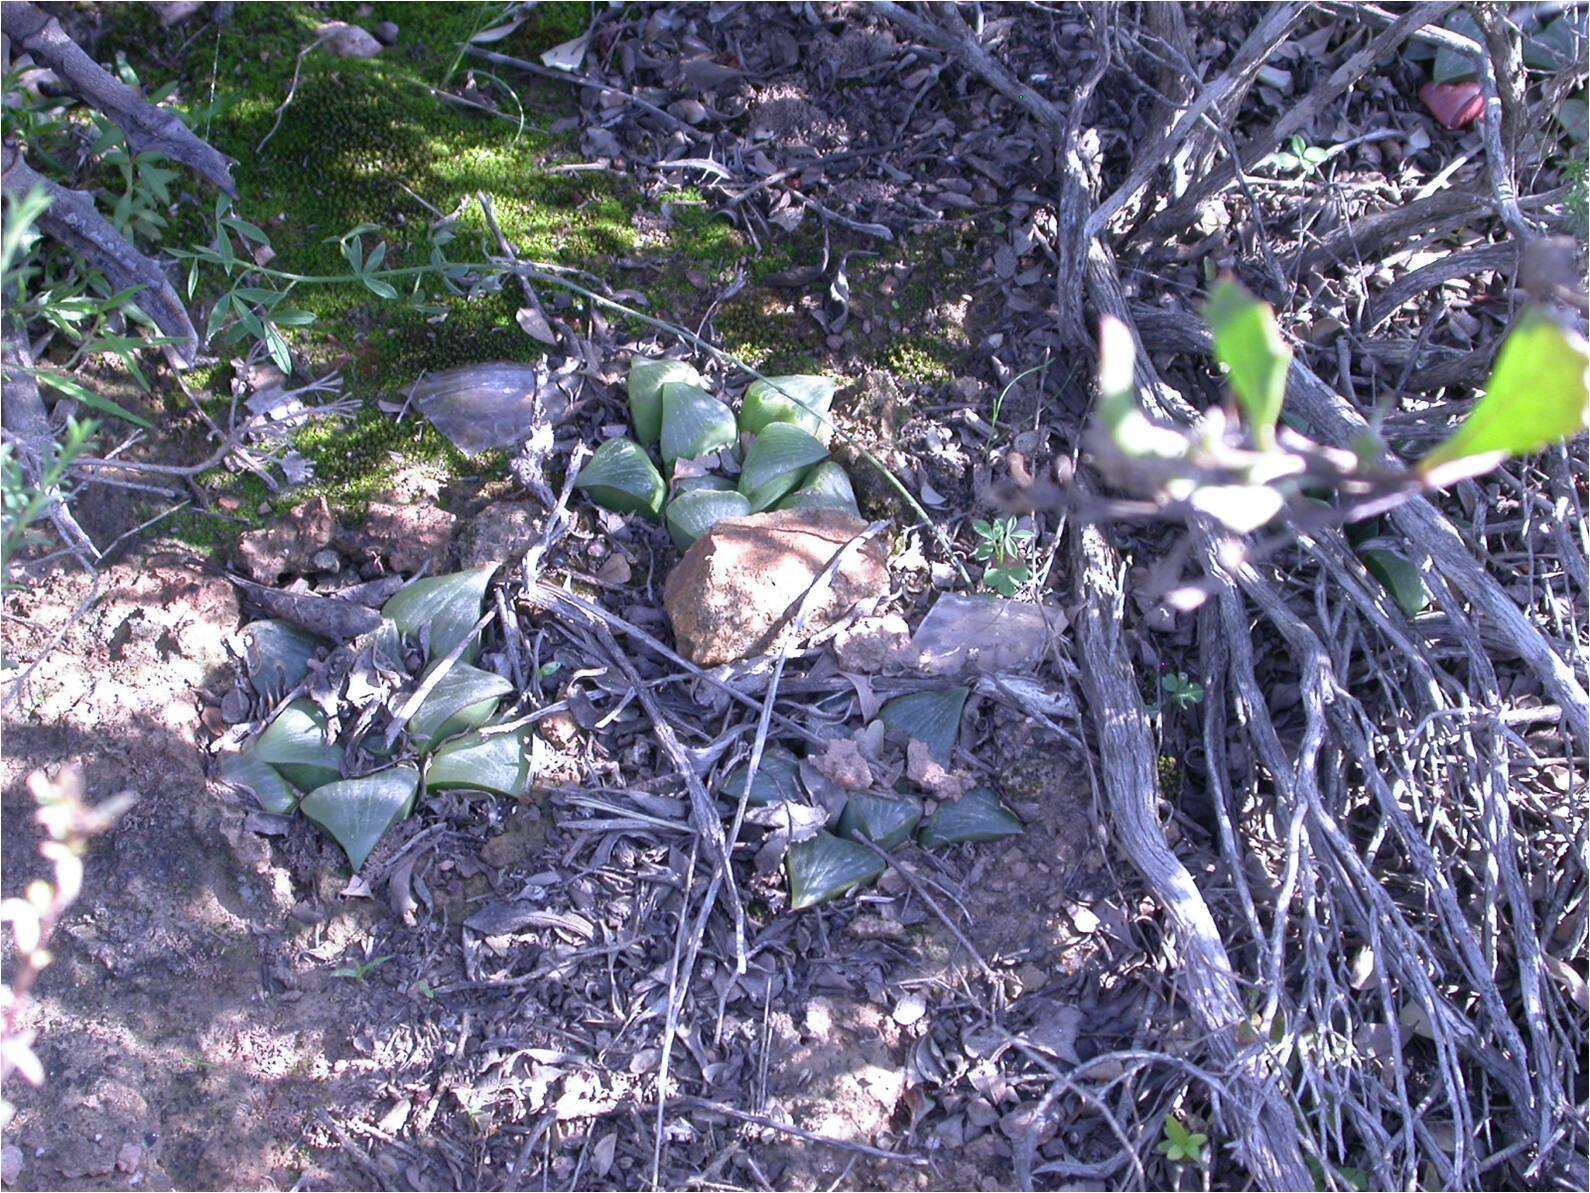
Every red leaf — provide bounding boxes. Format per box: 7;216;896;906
1419;82;1485;131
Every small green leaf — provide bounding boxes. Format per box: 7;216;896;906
300;766;419;870
1360;548;1430;618
362;276;400;300
628;358;702;445
427;726;534;797
880;687;969;764
573;438;667;520
34;369;153;429
720;746;803;807
382;565;497;664
660;383;738;467
740;374;837;442
837;792;923;850
776;460;859;516
1204;279;1290;449
786;831;886;909
665;488;752;549
918;788;1023;848
738;423;828;511
255;700;342;791
1420;310;1590;479
408;663;513;749
218;746;300;814
1095;316;1187;461
1524;14;1584;72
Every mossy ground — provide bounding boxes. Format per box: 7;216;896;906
93;2;979;552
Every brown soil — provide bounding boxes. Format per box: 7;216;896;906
1;554;395;1191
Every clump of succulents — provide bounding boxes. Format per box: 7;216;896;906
220;566;534;870
720;686;1024;909
574;357;859;548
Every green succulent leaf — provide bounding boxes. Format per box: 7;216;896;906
786;831;886;909
299;766;420;870
241;619;324;699
918;787;1023;848
672;473;735;496
741;374;837;442
660;383;738;467
408;663;513;750
427;726;534;797
880;687;969;764
776;460;859;516
665;488;752;549
1431;10;1483;84
382;565;497;664
720;745;803;807
255;699;342;791
1420;311;1590;480
573;438;667;520
1204;278;1290;449
837;792;923;851
1361;548;1431;618
739;423;829;511
628;358;703;445
218;746;300;814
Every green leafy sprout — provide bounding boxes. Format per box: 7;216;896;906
1161;672;1205;711
971;516;1034;597
331;954;393;983
1158;1115;1209;1166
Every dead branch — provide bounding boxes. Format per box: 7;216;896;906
1;0;236;194
1071;517;1313;1192
1143;2;1457;240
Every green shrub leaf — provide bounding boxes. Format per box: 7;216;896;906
786;831;886;909
918;788;1023;848
1204;279;1290;449
573;438;666;520
1420;311;1590;479
660;383;738;467
739;423;828;511
299;766;420;869
628;358;702;445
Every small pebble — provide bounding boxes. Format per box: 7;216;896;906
310;548;340;572
1068;904;1100;934
2;1144;23;1185
892;991;927;1026
374;20;399;45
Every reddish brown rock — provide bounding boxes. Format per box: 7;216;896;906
663;509;889;666
236;497;334;583
343;502;457;574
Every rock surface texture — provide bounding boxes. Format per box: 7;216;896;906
663;509;887;666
